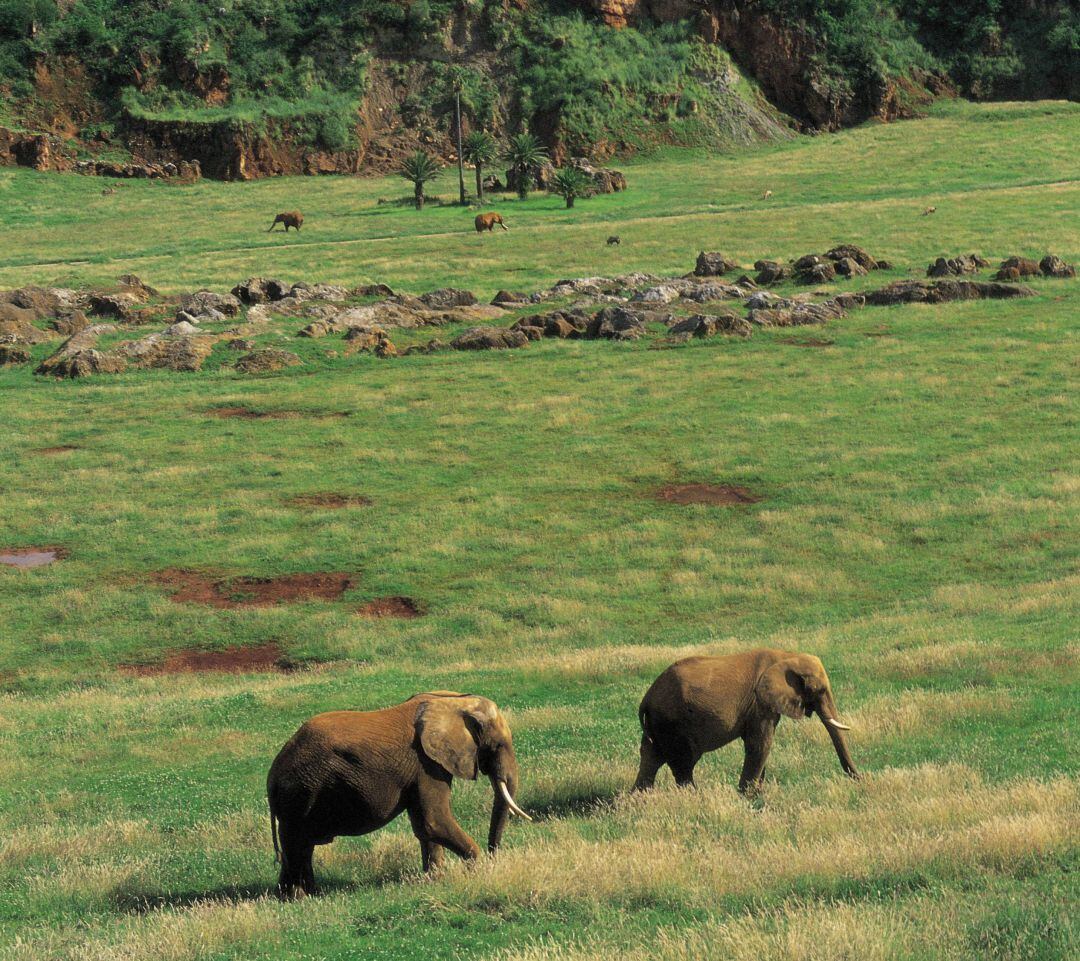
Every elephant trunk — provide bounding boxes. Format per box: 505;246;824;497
487;752;530;853
817;690;860;780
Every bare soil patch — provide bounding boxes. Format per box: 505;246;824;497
778;336;835;347
356;596;424;618
654;483;763;506
208;406;350;420
123;642;294;676
0;546;68;569
32;445;80;455
287;493;373;509
152;569;355;607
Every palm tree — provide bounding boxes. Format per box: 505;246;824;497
503;132;549;201
550;167;591;209
399;151;441;210
462;130;498;204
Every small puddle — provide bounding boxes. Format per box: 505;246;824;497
0;547;67;569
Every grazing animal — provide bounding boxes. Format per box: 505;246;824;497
634;649;860;793
268;211;304;232
267;691;530;898
607;235;621;246
922;206;937;216
475;212;508;233
762;189;773;200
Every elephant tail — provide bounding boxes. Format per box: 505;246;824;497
638;702;654;744
270;806;280;863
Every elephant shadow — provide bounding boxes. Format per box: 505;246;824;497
113;877;351;914
526;784;622;820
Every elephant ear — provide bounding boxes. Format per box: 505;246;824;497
415;696;496;780
755;661;808;719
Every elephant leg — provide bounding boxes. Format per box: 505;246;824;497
415;781;481;862
277;827;316;899
667;739;698;788
633;733;664;791
407;806;446;873
738;720;776;794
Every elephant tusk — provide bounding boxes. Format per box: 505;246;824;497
826;717;851;731
499;780;533;821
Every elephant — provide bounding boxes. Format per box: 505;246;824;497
634;649;860;793
268;211;303;232
267;691;530;898
475;212;508;233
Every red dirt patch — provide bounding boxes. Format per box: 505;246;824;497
654;483;763;506
152;569;355;607
779;337;835;348
356;596;424;618
287;493;373;509
122;642;293;676
0;546;68;569
32;445;80;455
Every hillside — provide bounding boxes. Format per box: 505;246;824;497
0;1;1076;180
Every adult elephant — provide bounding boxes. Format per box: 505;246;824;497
634;649;859;793
267;691;531;898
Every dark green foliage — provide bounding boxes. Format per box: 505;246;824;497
549;166;591;208
503;131;548;200
463;130;498;202
399;149;440;209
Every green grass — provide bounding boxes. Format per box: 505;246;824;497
0;100;1077;960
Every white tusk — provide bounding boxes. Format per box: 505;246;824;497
499;780;533;821
826;717;851;731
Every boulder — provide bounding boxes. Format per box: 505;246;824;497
993;257;1041;280
864;280;1036;305
515;325;545;341
586;306;659;341
834;257;868;278
748;299;848;327
450;326;530;350
35;324;123;378
0;343;32;365
682;282;746;303
632;285;681;304
0;285;79;318
115;331;215;372
344;324;392;354
226;338;255;350
288;282;349;302
491;290;530;305
800;261;837;284
88;290;147;321
824;245;878;270
754;260;791;285
419;287;477;309
234;348;303;373
1040;254;1076;279
231;278;291;304
694;251;739;277
353;283;396;298
926;254;989;277
667;313;752;338
0;315;51;344
179;290;242;317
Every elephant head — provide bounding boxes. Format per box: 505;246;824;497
415;693;531;852
755;655;860;779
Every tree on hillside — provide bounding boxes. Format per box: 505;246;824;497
549;167;591;209
503;132;548;201
399;151;441;210
462;130;498;204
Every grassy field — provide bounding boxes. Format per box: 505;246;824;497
1;99;1077;960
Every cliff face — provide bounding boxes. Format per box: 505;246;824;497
580;0;937;129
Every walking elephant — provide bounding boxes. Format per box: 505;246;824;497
268;211;303;232
634;649;860;793
267;691;530;898
475;212;508;232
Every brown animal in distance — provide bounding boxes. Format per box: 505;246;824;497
269;211;304;232
475;212;508;233
762;189;773;200
922;206;937;216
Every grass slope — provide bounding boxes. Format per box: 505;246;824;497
0;100;1077;961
